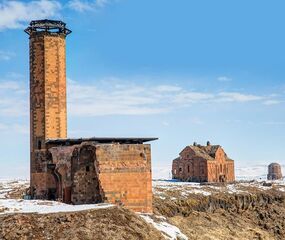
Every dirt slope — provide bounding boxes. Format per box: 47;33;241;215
154;189;285;240
0;207;164;240
1;180;285;240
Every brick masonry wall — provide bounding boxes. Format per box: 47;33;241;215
96;144;152;213
29;32;67;193
267;164;283;180
172;148;208;182
42;143;153;213
207;147;235;182
172;146;235;182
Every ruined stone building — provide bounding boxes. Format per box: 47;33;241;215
172;142;235;182
25;20;156;213
267;163;283;180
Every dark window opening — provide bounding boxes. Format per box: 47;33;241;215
179;167;182;172
188;165;190;173
86;166;90;172
38;140;41;150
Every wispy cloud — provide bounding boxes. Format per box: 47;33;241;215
0;74;281;118
0;80;22;90
217;76;232;82
0;51;14;61
262;100;282;106
0;0;116;31
0;77;28;117
0;122;28;134
217;92;263;102
67;79;169;116
67;0;93;12
67;0;111;12
0;0;61;30
67;78;277;116
263;121;285;126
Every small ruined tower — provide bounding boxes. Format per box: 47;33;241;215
25;20;71;193
267;163;283;180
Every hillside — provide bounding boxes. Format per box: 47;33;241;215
1;179;285;240
153;180;285;240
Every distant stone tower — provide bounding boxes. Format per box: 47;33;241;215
267;163;283;180
25;20;71;194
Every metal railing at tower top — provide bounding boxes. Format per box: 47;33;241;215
24;19;72;36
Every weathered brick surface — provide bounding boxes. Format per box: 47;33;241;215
29;31;68;192
27;21;153;213
39;143;153;212
96;144;152;213
267;163;283;180
172;143;235;183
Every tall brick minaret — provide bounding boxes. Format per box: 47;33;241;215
25;20;71;194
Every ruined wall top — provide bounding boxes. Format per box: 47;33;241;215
24;19;72;36
267;162;283;180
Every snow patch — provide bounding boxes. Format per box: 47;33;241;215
0;199;113;215
140;214;188;240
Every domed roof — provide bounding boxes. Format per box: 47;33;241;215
268;162;281;167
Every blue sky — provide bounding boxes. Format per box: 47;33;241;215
0;0;284;178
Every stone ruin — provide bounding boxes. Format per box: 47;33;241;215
172;142;235;183
25;20;156;213
267;163;283;180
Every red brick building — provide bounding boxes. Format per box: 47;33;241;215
25;20;156;213
172;142;235;182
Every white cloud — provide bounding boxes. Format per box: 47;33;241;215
0;0;61;30
0;51;14;61
67;0;110;12
67;0;93;12
66;78;274;116
0;80;22;90
217;76;232;82
67;80;170;116
263;100;281;106
155;85;182;92
0;123;28;134
0;78;28;117
162;121;170;127
190;117;204;125
218;92;263;102
0;123;8;131
173;92;214;104
263;121;285;125
0;75;281;118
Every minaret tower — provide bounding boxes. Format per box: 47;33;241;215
25;20;71;193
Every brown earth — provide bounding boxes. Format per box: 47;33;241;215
0;207;164;240
1;181;285;240
154;189;285;240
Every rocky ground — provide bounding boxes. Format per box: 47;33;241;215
153;180;285;240
0;179;285;240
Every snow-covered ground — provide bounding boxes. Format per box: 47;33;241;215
0;179;189;239
152;164;285;181
0;179;114;214
0;174;284;240
0;199;113;215
0;179;29;199
153;179;285;200
140;214;188;240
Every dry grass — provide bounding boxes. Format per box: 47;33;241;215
153;188;285;240
0;207;164;240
